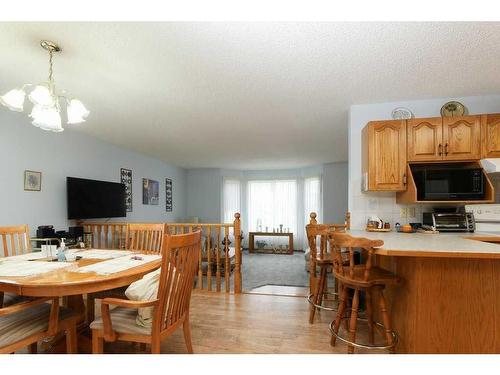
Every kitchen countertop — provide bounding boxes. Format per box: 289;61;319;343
348;230;500;259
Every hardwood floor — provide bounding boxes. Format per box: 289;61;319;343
100;291;374;354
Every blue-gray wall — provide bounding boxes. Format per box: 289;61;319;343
185;163;348;226
0;110;187;233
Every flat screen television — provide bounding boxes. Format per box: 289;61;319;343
67;177;126;219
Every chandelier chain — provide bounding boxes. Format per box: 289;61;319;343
48;49;54;85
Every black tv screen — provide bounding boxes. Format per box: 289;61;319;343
67;177;126;219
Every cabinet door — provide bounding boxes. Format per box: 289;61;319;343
442;115;481;160
407;117;443;161
367;120;407;191
482;114;500;158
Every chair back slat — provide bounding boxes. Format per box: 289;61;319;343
0;225;31;257
126;223;165;254
305;223;348;261
330;232;384;282
155;231;201;332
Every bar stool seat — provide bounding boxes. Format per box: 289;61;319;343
329;232;400;354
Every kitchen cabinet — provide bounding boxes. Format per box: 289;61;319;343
407;117;443;161
442;115;481;160
406;115;481;162
362;120;407;191
482;113;500;158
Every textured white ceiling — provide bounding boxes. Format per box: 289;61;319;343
1;22;500;169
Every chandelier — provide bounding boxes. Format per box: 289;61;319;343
0;40;89;132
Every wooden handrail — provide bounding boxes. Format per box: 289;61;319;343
81;213;243;294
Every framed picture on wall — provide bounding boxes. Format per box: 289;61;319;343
142;178;159;205
166;178;173;212
120;168;133;212
24;170;41;191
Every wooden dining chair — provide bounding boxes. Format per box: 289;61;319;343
90;230;201;354
126;223;165;254
329;232;400;353
0;224;31;257
86;223;166;323
0;297;78;354
306;213;349;323
0;225;32;308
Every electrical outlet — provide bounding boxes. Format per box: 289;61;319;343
400;207;408;218
408;207;416;218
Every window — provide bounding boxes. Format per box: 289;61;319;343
223;179;241;223
248;180;297;235
304;176;321;224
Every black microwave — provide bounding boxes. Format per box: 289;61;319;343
412;166;485;201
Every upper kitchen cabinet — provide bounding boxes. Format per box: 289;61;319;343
442;115;481;160
407;117;443;161
362;120;407;191
482;113;500;158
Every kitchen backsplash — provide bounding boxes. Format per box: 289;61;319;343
349;176;435;230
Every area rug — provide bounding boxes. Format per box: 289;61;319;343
241;250;309;291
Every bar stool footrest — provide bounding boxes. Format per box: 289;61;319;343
307;292;340;312
329;318;398;351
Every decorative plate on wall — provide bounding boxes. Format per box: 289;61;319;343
391;107;414;120
440;101;466;117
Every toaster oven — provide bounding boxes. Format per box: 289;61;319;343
422;212;475;232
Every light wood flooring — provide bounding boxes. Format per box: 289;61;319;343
101;291;377;354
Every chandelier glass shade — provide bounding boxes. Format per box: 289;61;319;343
0;40;89;132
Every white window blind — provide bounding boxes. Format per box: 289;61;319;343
248;180;297;235
223;179;241;223
304;176;321;224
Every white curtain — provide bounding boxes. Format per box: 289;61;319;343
223;179;241;223
304;176;322;224
248;180;297;238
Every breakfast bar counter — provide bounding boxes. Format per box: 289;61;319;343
348;230;500;354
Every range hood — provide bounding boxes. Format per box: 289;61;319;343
480;158;500;174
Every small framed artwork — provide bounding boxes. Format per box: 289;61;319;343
165;178;173;212
142;178;159;205
121;168;133;212
24;170;42;191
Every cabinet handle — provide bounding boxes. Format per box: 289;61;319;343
438;143;442;156
445;143;449;156
403;173;407;185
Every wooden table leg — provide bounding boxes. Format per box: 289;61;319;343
41;294;91;354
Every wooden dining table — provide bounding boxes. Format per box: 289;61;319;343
0;249;162;353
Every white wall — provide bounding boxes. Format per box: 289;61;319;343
348;94;500;230
0;110;187;234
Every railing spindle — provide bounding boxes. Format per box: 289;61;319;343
224;225;230;293
216;227;221;292
207;227;212;291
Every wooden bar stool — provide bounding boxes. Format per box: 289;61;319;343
305;213;349;324
328;232;399;353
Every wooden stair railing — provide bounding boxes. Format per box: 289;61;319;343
81;213;242;294
164;213;242;294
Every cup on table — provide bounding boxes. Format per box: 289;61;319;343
65;252;77;262
47;245;57;257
